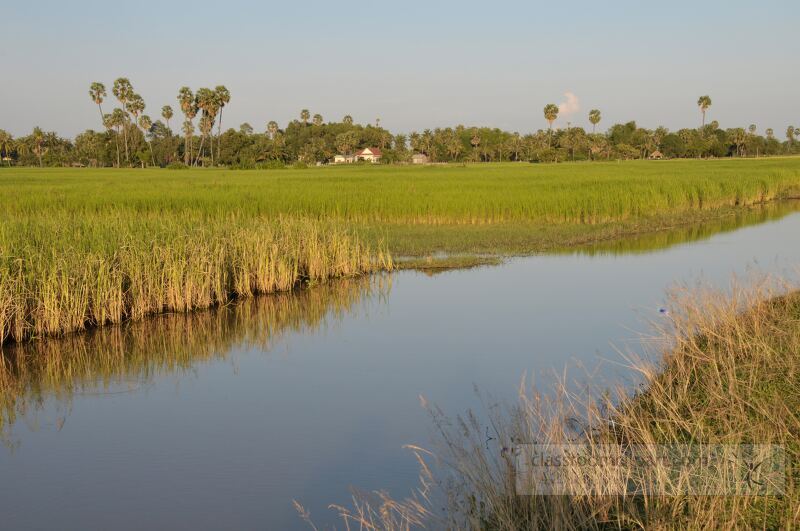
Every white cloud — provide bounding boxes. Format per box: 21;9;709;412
557;91;580;118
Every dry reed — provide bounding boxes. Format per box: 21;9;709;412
318;278;800;530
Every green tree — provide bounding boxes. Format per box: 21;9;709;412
267;121;279;138
342;115;353;125
214;85;230;159
113;78;134;164
313;113;323;126
300;109;310;125
31;127;45;167
89;82;107;125
588;109;601;134
697;95;712;127
0;130;13;165
786;126;795;148
543;104;559;147
194;88;218;165
161;105;174;133
177;87;197;164
239;123;253;135
138;115;155;166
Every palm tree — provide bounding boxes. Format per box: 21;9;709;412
267;121;279;138
697;95;712;127
0;129;13;166
161;105;174;133
748;124;756;135
197;115;213;166
543;103;559;147
31;127;45;167
182;120;195;163
342;115;353;125
313;113;323;126
214;85;230;158
125;93;145;164
138;115;155;166
300;109;310;125
194;88;218;165
588;109;601;133
103;112;120;166
766;128;774;139
112;78;134;164
786;126;795;147
89;82;107;125
469;128;481;155
177;87;197;165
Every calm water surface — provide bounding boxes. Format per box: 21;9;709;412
2;205;799;530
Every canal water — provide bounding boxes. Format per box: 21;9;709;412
1;204;799;529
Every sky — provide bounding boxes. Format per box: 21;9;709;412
1;0;798;138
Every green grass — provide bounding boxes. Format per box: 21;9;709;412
1;158;799;342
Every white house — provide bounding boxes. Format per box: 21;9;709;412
333;154;354;164
354;147;382;163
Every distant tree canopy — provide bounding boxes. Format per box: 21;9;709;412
1;86;798;167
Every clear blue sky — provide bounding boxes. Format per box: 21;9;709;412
1;0;798;138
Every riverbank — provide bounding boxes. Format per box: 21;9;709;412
1;159;799;343
329;282;800;529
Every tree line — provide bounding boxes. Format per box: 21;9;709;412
0;84;798;168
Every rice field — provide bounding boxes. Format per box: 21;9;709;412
1;158;799;343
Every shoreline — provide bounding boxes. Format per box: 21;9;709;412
1;199;797;347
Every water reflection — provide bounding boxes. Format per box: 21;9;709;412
565;201;800;255
0;275;390;436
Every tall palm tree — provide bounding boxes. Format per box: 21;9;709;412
342;115;353;125
161;105;174;133
138;115;155;166
197;115;213;166
766;128;774;139
469;128;480;156
89;82;107;126
543;103;559;147
177;87;197;165
0;130;13;166
125;93;145;163
194;88;218;165
31;127;45;167
214;85;230;158
103;113;120;167
786;126;795;147
588;109;601;133
697;95;712;127
267;121;279;138
300;109;310;125
182;119;195;163
312;113;323;126
112;78;134;164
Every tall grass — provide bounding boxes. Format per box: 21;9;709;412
323;279;800;529
1;159;798;342
0;214;391;343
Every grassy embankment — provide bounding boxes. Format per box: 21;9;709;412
327;282;800;529
1;157;799;342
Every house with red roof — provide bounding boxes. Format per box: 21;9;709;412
354;147;382;163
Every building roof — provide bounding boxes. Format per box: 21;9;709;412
355;147;382;156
